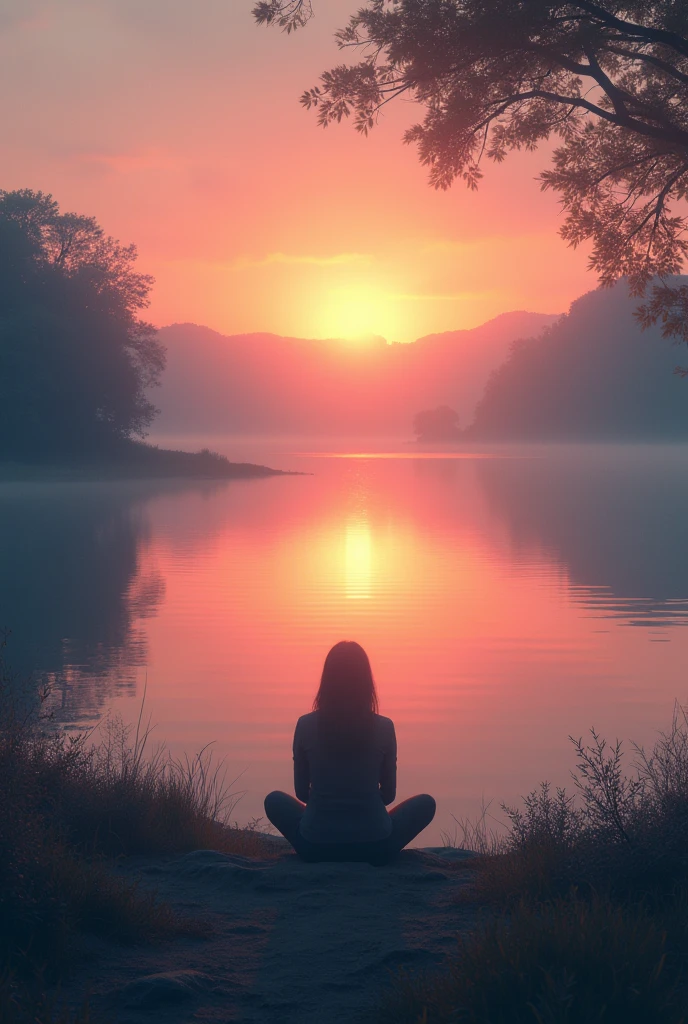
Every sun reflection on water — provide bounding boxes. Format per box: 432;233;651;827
344;518;373;599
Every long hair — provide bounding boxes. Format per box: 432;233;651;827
313;641;378;749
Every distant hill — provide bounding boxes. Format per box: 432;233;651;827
468;281;688;439
153;311;557;437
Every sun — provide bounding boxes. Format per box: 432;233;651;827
314;286;401;343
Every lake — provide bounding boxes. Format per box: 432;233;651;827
3;440;688;845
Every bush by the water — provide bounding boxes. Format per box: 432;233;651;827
0;641;267;1023
377;708;688;1023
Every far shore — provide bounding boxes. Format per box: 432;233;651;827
0;442;296;483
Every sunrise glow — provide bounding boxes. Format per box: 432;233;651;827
315;286;402;343
0;3;595;344
5;1;688;1017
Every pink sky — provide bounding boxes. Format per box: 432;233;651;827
0;0;595;342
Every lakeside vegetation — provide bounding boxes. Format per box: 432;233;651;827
375;710;688;1023
0;190;281;481
0;643;271;1024
413;406;462;444
467;283;688;441
410;283;688;445
0;189;164;464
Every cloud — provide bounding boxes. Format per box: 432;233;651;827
232;251;373;270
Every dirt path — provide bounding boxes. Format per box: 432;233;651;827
68;846;477;1024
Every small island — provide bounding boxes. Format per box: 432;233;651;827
413;405;463;443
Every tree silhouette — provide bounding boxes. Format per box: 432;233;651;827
255;2;688;353
413;405;461;442
468;282;688;438
0;190;164;458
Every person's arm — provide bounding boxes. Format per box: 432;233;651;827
293;717;311;803
379;719;397;806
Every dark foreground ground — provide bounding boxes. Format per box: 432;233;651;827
60;843;476;1024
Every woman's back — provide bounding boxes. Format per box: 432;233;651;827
264;640;435;862
294;710;397;843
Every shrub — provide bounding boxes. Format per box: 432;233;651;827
375;894;684;1024
471;709;688;904
375;706;688;1023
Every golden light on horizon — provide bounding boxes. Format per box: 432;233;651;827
314;285;403;344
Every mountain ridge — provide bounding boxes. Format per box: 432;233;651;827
153;310;559;436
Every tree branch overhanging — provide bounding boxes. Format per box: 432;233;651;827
255;0;688;341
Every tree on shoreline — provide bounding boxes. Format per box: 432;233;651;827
0;190;164;457
413;404;461;442
467;281;688;439
254;2;688;356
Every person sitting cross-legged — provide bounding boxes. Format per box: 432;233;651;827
264;640;436;866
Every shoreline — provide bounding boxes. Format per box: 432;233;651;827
0;443;296;483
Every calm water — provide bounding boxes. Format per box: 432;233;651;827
3;440;688;845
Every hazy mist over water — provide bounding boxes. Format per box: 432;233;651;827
2;439;688;844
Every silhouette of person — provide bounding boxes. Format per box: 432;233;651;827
264;641;436;865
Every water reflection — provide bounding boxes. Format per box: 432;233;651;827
345;518;373;599
475;446;688;626
3;447;688;841
0;481;171;722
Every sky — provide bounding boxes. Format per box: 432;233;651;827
0;0;596;343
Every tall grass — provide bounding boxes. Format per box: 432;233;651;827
376;706;688;1023
0;639;269;1022
377;894;684;1024
54;708;242;857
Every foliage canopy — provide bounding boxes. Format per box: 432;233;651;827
468;282;688;437
255;1;688;352
413;404;461;441
0;189;164;457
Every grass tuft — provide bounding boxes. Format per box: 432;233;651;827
0;637;268;1021
376;894;683;1024
375;705;688;1023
